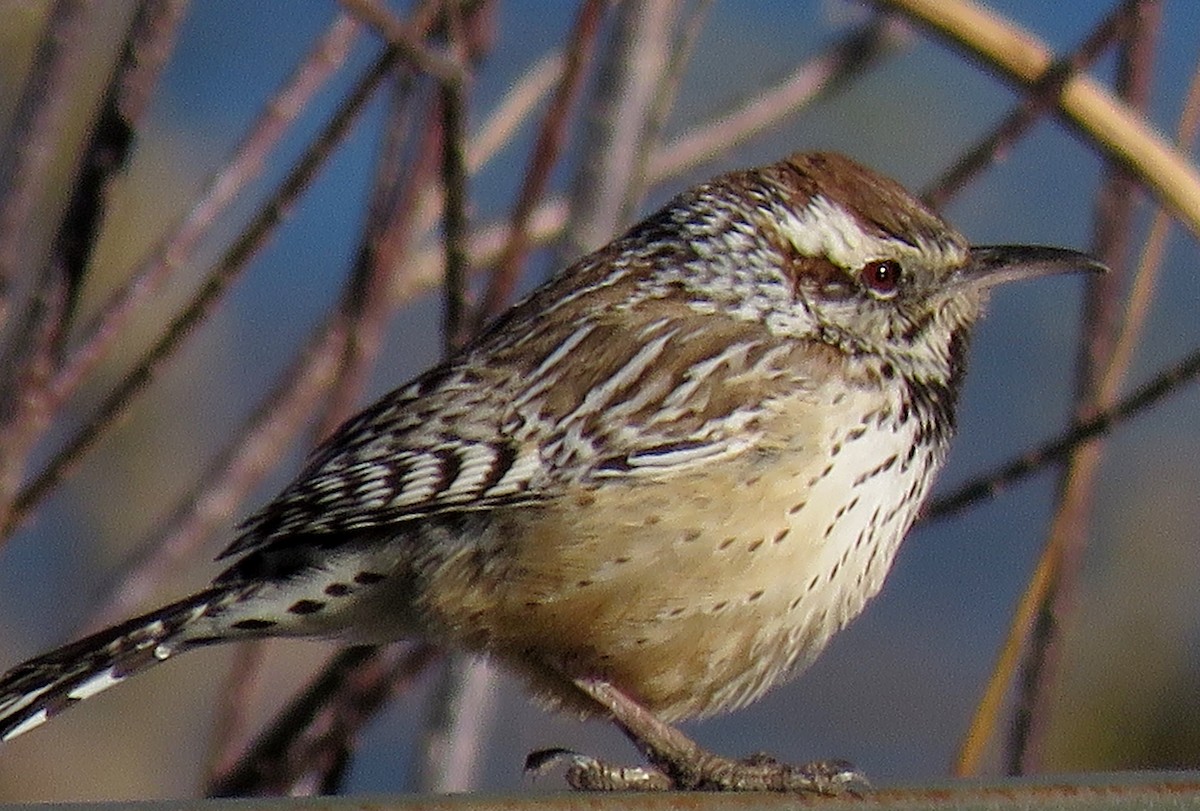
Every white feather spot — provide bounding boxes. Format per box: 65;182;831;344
66;667;125;701
486;449;541;497
3;708;48;741
443;445;496;499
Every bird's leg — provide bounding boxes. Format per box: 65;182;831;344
528;676;868;793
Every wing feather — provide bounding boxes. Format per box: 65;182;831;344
224;272;821;559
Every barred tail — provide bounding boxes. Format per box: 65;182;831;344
0;586;237;742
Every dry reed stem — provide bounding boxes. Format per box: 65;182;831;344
879;0;1200;238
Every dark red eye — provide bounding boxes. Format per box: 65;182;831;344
861;259;903;297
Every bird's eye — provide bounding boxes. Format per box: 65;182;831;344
860;259;903;298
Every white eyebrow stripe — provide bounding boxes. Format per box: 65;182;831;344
777;196;888;269
775;195;965;271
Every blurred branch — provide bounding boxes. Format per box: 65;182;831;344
397;14;910;310
0;0;110;529
621;0;713;223
56;13;362;410
473;0;606;327
206;644;438;797
438;9;471;353
205;639;268;783
0;0;187;549
407;50;565;259
560;0;682;260
0;48;400;541
0;0;96;333
339;0;465;84
466;52;563;174
876;0;1199;777
924;347;1200;527
411;654;499;793
0;11;361;557
876;0;1200;240
1007;0;1161;775
315;0;457;437
921;0;1135;209
651;14;909;181
46;0;188;334
1101;61;1200;402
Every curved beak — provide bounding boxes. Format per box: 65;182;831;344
952;245;1108;291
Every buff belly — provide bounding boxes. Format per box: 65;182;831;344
414;390;936;722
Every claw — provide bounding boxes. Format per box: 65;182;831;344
524;746;583;778
791;758;870;796
525;747;673;791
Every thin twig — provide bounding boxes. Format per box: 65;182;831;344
918;0;1138;517
84;12;444;634
1006;0;1161;776
0;0;109;525
620;0;713;223
921;0;1136;209
924;347;1200;526
1;11;360;558
401;16;909;313
876;0;1200;240
407;51;565;262
313;69;429;438
560;0;682;260
466;53;563;175
46;0;188;334
473;0;606;328
438;25;471;353
205;644;439;797
1100;61;1200;402
650;15;909;182
411;654;498;793
0;0;96;333
1;49;400;542
339;0;466;84
54;13;362;405
0;1;189;507
204;639;267;782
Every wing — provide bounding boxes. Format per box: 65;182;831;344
514;307;821;479
225;257;822;560
222;361;541;558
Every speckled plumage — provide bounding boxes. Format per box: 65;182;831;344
0;153;1099;791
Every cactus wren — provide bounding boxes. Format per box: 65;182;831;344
0;152;1100;792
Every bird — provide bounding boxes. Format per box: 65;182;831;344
0;151;1102;792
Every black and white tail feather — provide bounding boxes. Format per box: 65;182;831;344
0;586;247;742
0;534;415;743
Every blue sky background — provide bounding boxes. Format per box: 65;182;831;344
1;0;1199;800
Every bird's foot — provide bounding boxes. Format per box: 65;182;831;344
527;746;865;793
526;747;673;791
679;751;867;793
528;677;868;794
